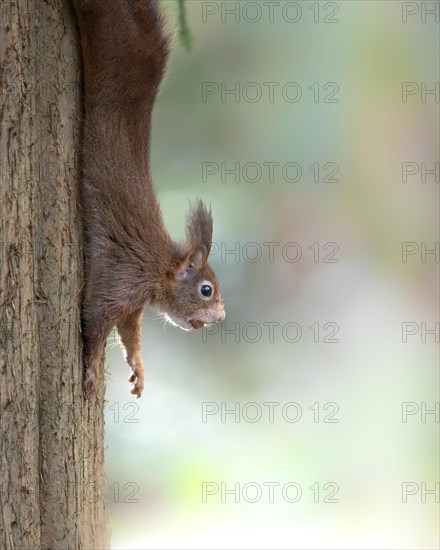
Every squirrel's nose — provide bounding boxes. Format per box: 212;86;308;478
217;310;226;322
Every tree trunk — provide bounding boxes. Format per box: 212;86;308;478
0;1;109;548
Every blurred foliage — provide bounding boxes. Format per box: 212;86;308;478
106;2;439;548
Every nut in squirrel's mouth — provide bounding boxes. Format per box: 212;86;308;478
164;314;203;331
164;312;224;331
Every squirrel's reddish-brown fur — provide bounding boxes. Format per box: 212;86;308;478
72;0;225;399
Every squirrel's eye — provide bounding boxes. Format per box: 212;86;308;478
200;284;212;298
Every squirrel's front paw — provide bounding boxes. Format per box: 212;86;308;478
84;368;98;400
127;356;145;399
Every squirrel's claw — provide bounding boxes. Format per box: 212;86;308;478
127;357;145;398
84;368;98;400
130;384;144;399
129;375;144;398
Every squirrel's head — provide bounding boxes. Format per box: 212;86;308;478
159;200;225;331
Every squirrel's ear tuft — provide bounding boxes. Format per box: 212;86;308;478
185;199;213;265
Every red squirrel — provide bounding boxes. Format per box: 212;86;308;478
72;0;225;399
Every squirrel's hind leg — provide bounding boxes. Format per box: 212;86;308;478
82;309;115;400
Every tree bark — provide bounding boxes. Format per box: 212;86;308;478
0;1;109;548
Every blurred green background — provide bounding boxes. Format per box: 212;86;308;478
104;1;439;548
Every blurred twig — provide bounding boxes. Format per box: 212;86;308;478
177;0;193;51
